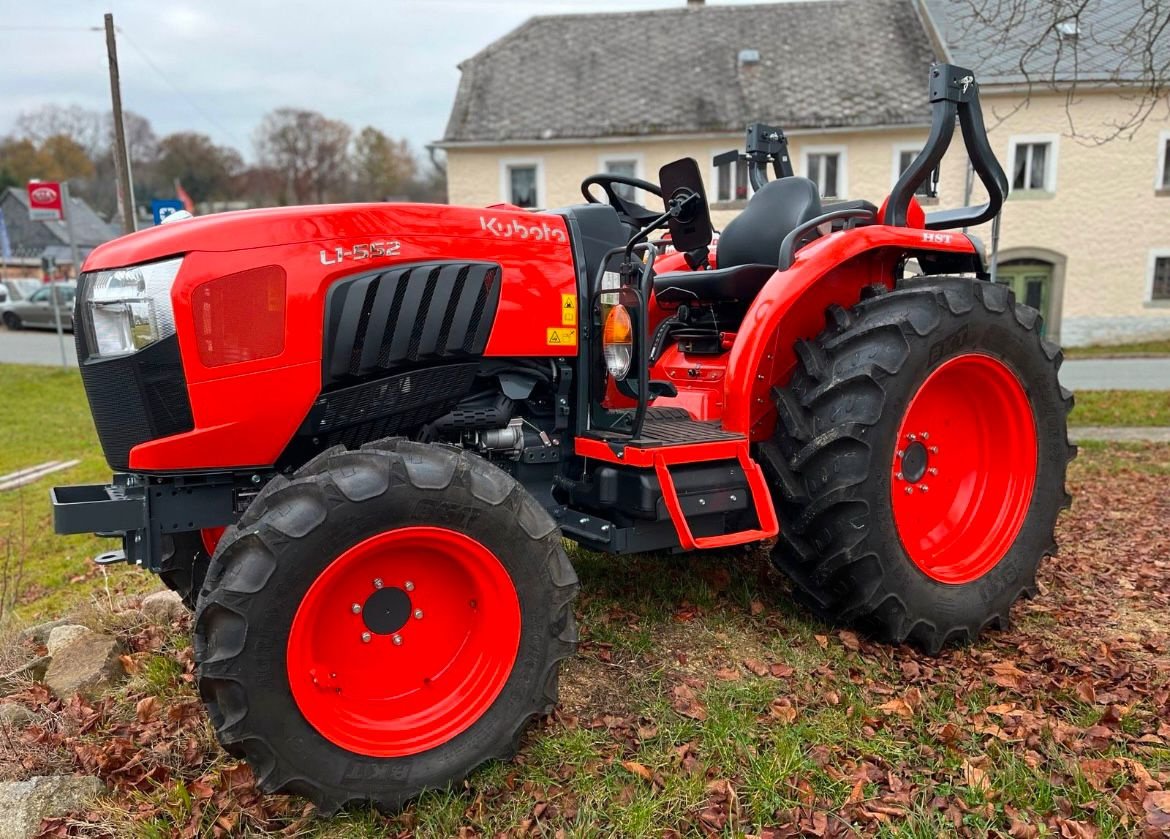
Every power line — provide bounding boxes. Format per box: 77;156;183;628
115;27;249;150
0;25;103;32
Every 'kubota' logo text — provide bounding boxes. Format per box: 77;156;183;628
480;215;566;242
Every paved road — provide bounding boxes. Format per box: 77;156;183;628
0;328;77;368
1;329;1168;391
1059;358;1170;391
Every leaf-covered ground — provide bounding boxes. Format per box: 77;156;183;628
0;443;1167;838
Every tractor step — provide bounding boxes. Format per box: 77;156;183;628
574;418;778;551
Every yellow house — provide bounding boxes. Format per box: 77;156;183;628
437;0;1170;346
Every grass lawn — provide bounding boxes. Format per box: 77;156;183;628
1065;339;1170;359
1069;390;1170;427
0;364;155;623
0;363;1168;836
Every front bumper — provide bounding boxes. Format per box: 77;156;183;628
51;472;241;570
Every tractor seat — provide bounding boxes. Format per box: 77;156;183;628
653;263;776;305
716;177;822;268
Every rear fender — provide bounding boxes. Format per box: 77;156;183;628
722;225;979;440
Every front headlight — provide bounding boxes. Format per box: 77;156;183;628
82;257;183;358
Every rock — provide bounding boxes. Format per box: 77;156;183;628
141;590;185;624
0;703;33;728
0;775;104;839
45;625;89;658
17;619;73;647
0;657;50;694
43;631;123;700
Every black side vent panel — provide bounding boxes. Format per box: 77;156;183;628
300;363;479;450
324;261;502;386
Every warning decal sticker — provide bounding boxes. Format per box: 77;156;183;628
547;328;577;346
561;293;577;326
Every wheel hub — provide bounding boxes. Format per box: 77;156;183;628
362;586;412;635
900;440;929;484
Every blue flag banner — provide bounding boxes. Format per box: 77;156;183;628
0;206;11;261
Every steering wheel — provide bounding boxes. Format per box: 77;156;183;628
581;173;664;228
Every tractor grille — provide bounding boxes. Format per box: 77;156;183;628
75;335;195;470
323;262;501;386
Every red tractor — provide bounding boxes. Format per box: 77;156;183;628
52;65;1072;811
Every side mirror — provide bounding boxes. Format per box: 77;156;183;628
658;158;713;253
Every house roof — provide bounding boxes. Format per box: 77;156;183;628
442;0;937;144
1;186;118;248
921;0;1169;86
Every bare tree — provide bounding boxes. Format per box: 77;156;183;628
350;126;417;201
255;108;351;204
942;0;1169;142
13;104;104;156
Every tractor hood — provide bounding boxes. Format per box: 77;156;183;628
82;203;508;271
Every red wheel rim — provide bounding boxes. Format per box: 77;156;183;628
286;526;521;757
891;353;1037;584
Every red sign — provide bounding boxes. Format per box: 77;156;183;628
27;181;63;221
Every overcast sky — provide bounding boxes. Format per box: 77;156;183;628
0;0;774;160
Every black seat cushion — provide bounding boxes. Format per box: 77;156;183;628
716;177;823;268
653;263;777;305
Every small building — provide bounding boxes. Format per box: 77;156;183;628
438;0;1170;346
0;186;119;277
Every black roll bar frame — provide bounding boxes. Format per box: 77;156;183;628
885;63;1009;230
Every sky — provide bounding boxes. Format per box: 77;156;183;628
0;0;775;160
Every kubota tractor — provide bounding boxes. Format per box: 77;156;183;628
52;65;1072;811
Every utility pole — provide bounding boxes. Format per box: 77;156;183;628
105;13;136;235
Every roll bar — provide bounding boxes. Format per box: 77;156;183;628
885;64;1009;229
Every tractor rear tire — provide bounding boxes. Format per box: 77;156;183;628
193;439;578;813
757;277;1074;653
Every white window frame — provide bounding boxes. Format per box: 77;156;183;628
1156;130;1170;190
1007;134;1060;193
890;142;923;188
800;144;848;199
598;153;643;182
598;153;644;201
709;150;754;205
498;157;545;208
1146;247;1170;303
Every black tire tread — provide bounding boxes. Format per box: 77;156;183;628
765;277;1073;653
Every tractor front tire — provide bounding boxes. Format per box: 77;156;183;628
193;440;578;813
158;531;213;610
759;277;1073;653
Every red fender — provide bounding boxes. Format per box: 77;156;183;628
722;225;979;440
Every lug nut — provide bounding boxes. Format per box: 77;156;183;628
918;484;929;493
907;433;917;441
392;634;403;646
904;487;914;495
351;603;360;614
895;472;904;481
405;581;415;591
373;578;383;589
414;609;424;620
921;432;930;440
361;632;371;643
928;467;939;476
897;449;904;458
929;446;939;454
